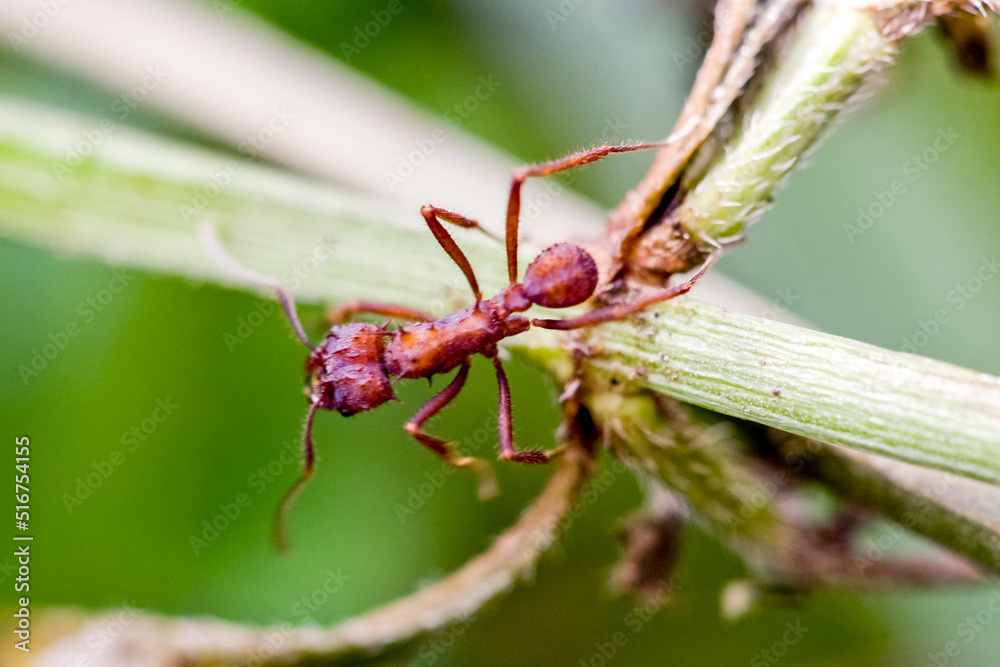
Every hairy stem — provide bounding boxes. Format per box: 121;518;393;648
677;4;892;245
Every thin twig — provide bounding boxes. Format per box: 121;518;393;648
772;434;1000;574
28;440;594;666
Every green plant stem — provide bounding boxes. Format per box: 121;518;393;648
3;96;1000;503
676;3;892;245
3;0;999;661
564;300;1000;487
582;380;787;570
0;99;512;313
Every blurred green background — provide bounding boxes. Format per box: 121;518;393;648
2;1;1000;665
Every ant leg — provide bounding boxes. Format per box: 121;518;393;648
327;300;432;324
420;205;495;301
421;205;504;244
404;361;498;499
198;222;314;351
492;356;549;464
272;400;320;553
505;142;668;283
532;254;718;331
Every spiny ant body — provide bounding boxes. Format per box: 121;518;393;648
204;141;715;551
310;243;597;432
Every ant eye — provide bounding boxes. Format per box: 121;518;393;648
521;243;598;309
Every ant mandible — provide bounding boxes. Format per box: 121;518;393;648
203;141;715;551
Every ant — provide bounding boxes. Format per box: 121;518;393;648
202;141;715;551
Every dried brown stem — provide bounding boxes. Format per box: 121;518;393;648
22;441;594;666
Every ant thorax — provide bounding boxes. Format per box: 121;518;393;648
384;303;530;380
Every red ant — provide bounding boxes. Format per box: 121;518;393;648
202;141;715;551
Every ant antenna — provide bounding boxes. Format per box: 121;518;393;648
198;222;314;351
272;400;320;553
199;222;322;553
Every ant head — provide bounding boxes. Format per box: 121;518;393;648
521;243;599;309
306;323;396;416
279;323;396;555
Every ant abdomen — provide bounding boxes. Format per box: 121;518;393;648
521;243;599;309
